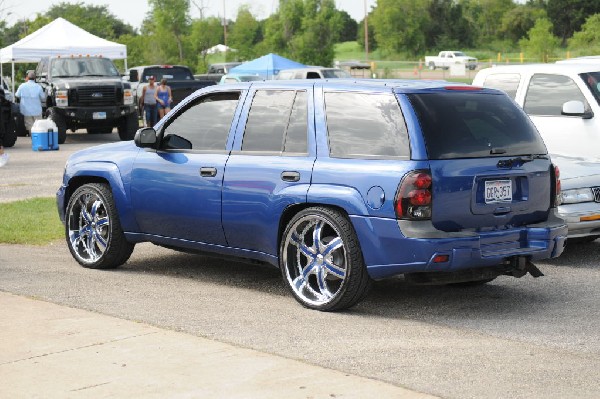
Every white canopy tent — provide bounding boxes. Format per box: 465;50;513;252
0;17;127;93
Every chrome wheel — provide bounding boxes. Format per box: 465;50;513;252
68;190;110;264
281;207;371;311
65;183;134;269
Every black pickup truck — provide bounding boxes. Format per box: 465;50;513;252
127;65;215;113
36;56;138;143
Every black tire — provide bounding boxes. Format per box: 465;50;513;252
428;62;436;70
118;112;139;141
48;108;67;144
15;112;27;137
3;113;17;147
65;183;134;269
280;207;372;311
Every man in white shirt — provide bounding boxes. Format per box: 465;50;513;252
15;71;45;135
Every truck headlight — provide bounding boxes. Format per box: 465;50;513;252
561;188;594;204
55;90;68;107
123;89;134;105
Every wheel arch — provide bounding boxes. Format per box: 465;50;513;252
63;166;138;232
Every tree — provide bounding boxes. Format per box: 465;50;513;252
356;15;377;53
189;16;224;72
569;13;600;54
45;2;136;40
290;0;342;66
500;3;547;44
426;0;474;49
519;18;560;62
228;6;260;61
147;0;191;63
335;10;358;43
547;0;600;46
371;0;430;57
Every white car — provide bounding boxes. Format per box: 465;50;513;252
473;64;600;241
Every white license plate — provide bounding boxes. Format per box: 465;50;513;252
485;180;512;203
93;112;106;120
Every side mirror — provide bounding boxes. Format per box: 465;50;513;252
562;100;593;119
129;69;139;82
134;127;157;148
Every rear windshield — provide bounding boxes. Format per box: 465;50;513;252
141;67;194;82
407;91;547;159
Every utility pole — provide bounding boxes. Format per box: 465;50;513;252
222;0;228;49
364;0;369;61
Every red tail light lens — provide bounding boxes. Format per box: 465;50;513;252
395;171;432;220
553;164;561;206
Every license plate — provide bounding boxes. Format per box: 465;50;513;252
93;112;106;120
485;180;512;203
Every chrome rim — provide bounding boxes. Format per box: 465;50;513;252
68;191;110;264
283;214;348;306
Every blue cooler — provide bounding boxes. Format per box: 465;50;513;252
31;119;59;151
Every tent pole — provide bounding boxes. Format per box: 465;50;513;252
11;61;15;94
124;58;128;71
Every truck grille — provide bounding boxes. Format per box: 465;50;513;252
74;86;118;106
592;187;600;203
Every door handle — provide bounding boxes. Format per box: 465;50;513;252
200;167;217;177
281;171;300;182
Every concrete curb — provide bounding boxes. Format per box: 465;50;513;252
0;292;433;398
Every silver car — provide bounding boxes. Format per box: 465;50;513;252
554;154;600;242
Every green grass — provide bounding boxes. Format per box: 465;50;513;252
0;197;64;245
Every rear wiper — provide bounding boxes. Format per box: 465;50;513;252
497;154;548;168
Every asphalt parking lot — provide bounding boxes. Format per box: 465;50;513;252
1;131;600;398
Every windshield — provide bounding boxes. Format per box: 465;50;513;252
407;91;547;160
141;67;194;82
453;52;466;57
580;72;600;106
322;69;351;78
50;58;120;78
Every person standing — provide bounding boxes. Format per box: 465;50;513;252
155;78;172;120
0;87;7;167
139;76;158;127
15;71;45;136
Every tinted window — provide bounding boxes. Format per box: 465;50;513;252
408;91;546;159
142;67;194;82
163;92;239;150
524;74;587;116
482;73;521;99
325;92;409;158
242;90;308;153
580;72;600;106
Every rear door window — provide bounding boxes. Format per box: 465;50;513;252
241;90;308;154
324;91;410;158
524;74;588;116
482;73;521;99
408;91;546;159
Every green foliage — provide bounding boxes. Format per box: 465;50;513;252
45;2;136;40
147;0;191;63
190;17;225;73
372;0;430;57
519;18;560;62
0;198;63;245
569;13;600;54
547;0;600;45
500;4;547;43
228;6;260;61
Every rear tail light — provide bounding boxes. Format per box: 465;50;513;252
394;170;432;220
552;164;561;207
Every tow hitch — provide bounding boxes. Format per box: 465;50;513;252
505;256;544;278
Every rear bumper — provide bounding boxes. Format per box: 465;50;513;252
350;213;567;280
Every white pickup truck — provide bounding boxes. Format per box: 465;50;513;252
424;51;478;70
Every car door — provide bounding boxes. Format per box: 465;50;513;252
520;73;600;160
130;90;246;246
221;84;316;257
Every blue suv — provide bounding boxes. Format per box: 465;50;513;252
57;80;567;311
